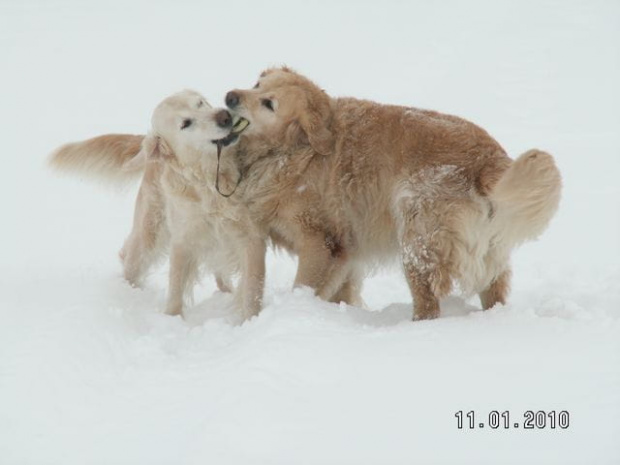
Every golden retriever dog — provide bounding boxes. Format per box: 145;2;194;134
49;90;265;319
224;67;562;320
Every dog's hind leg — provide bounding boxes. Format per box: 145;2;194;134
400;226;454;320
120;181;167;286
393;187;458;320
404;265;441;320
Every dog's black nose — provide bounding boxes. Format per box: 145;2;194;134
215;109;232;128
225;91;240;109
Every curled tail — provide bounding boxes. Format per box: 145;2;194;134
48;134;146;184
449;149;561;295
490;149;562;247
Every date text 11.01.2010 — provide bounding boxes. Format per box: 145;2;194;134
455;410;570;430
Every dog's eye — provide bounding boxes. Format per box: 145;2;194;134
261;99;274;111
197;100;203;108
180;119;193;130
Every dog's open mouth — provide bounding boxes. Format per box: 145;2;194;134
212;117;250;147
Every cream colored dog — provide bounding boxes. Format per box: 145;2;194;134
50;90;265;319
225;67;562;320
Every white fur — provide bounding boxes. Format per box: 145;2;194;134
50;90;266;319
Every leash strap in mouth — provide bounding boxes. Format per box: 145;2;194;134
215;142;242;198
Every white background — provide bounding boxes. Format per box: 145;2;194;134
1;1;619;464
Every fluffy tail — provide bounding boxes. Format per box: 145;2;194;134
489;149;562;247
48;134;146;184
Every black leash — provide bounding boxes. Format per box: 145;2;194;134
215;142;242;198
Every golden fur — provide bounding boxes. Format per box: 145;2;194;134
227;67;562;319
49;90;265;319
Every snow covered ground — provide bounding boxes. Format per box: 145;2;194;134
1;0;619;463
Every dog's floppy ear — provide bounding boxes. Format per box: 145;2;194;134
122;133;173;171
298;93;334;156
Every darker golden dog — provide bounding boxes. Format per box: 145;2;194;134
225;67;561;319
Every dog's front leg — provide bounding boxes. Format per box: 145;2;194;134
238;237;266;320
327;268;365;307
315;255;350;302
293;233;336;295
166;242;198;316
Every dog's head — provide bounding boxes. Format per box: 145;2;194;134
224;67;334;156
138;90;236;166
